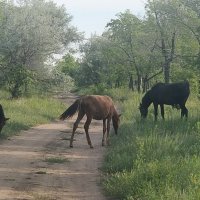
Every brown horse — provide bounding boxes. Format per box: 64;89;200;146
59;95;121;148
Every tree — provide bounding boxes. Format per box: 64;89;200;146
175;0;200;70
146;0;179;83
105;10;145;91
0;0;82;97
57;53;80;78
106;10;164;91
146;0;200;84
76;35;114;87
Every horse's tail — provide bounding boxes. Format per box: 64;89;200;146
59;99;80;120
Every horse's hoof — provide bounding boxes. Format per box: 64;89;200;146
90;146;94;149
70;145;73;148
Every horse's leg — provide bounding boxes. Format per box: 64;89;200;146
180;104;188;118
84;116;93;148
70;111;85;148
185;106;188;118
102;119;106;146
106;117;111;146
153;103;158;121
160;104;165;120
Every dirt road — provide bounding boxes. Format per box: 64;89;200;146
0;94;110;200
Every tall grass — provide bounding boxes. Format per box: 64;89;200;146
102;89;200;200
0;93;65;138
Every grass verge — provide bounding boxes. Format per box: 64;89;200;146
102;90;200;200
0;95;66;138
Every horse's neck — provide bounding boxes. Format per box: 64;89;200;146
142;93;152;107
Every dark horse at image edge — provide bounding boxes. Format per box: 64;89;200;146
0;104;9;133
139;80;190;120
59;95;121;148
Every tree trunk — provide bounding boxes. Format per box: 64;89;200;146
115;79;120;88
129;75;134;91
163;62;170;83
137;74;142;92
142;75;148;93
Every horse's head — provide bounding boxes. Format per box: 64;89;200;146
112;113;121;135
139;103;148;118
0;105;9;133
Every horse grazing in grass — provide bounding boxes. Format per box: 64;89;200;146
59;95;121;148
0;104;9;133
139;80;190;120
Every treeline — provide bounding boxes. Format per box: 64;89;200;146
0;0;200;98
57;0;200;94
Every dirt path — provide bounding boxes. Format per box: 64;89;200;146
0;94;111;200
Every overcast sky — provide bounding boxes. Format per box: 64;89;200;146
53;0;147;38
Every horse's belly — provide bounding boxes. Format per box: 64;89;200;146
93;116;103;120
156;97;178;105
92;112;108;120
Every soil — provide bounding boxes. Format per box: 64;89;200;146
0;93;112;200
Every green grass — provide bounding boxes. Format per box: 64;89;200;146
35;171;47;175
44;157;69;164
0;95;66;138
102;90;200;200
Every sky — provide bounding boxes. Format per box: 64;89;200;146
53;0;147;38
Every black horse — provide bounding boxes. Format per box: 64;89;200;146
0;104;9;133
139;80;190;120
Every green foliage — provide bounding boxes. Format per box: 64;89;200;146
57;54;80;77
50;67;75;92
78;83;109;95
77;35;112;87
0;0;81;97
0;94;65;138
103;89;200;200
75;0;200;92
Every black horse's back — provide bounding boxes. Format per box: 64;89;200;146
151;80;190;103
